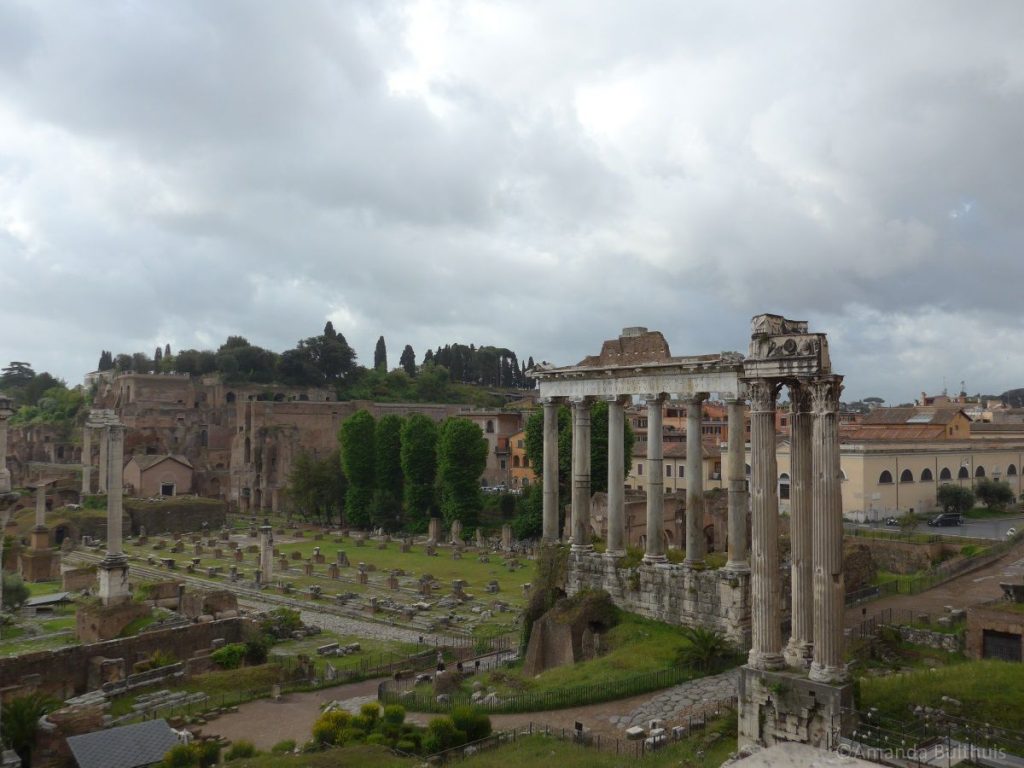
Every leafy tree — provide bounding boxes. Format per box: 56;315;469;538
2;693;57;765
399;344;417;377
975;478;1015;510
287;449;346;526
512;483;543;539
436;418;488;528
373;414;405;530
423;716;467;753
400;414;439;531
374;336;388;371
937;484;975;515
339;410;376;528
0;362;34;388
2;572;29;609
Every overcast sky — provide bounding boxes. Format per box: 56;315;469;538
2;1;1022;403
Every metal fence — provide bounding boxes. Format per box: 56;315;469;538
835;708;1024;768
846;607;966;642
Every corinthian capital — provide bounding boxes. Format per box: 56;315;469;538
809;376;844;414
789;382;812;414
748;379;780;412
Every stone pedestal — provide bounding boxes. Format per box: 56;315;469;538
19;548;58;582
97;558;131;605
737;666;855;749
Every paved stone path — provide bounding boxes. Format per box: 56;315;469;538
608;669;739;729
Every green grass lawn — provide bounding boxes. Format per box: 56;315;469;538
0;604;78;656
471;612;736;698
269;631;423;676
860;660;1024;730
964;505;1021;519
229;743;413;768
25;580;65;596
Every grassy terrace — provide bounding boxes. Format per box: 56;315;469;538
118;532;535;637
860;660;1024;731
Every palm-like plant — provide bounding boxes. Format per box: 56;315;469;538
676;626;735;673
2;692;57;766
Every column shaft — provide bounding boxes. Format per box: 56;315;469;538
810;376;847;683
105;423;125;561
35;484;47;529
542;401;560;543
685;394;706;565
748;379;784;670
606;398;626;556
0;417;10;493
81;426;92;495
97;426;108;494
785;385;814;666
259;525;274;584
643;395;666;563
571;400;592;552
725;398;748;570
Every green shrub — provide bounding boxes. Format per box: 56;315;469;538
224;740;256;761
161;742;218;768
382;704;406;726
396;739;418;753
451;707;492;742
270;740;296;754
258;607;303;639
150;649;176;669
210;643;246;670
162;745;195;768
193;741;220;768
366;733;387;746
244;637;268;665
311;710;351;745
424;716;467;753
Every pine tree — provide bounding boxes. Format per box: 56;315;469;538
154;347;163;365
399;345;416;377
164;343;171;358
374;336;388;371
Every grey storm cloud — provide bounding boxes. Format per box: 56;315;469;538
1;0;1023;403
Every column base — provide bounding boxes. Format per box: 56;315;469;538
747;650;786;671
541;536;561;547
725;560;751;573
603;549;626;559
809;661;848;684
783;640;814;668
642;553;667;565
98;558;131;606
0;469;10;494
570;544;594;554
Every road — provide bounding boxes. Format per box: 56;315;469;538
847;516;1023;541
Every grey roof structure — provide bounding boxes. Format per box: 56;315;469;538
67;719;180;768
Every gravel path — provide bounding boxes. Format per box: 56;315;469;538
608;669;739;729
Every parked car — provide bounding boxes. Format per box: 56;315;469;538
884;517;900;526
927;512;962;527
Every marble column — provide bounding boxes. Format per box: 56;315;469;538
81;425;92;495
97;422;108;494
605;396;627;557
570;398;592;552
643;394;666;564
259;522;274;585
34;483;47;529
99;418;130;604
542;399;560;544
0;405;11;494
747;379;784;670
785;384;814;666
810;375;847;683
684;393;707;565
725;397;749;571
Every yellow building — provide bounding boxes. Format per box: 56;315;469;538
508;429;536;489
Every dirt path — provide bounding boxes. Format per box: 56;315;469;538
844;539;1024;625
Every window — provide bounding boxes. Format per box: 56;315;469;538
512;456;520;468
517;440;524;449
500;459;506;470
940;467;952;481
1009;464;1018;477
958;467;970;480
900;469;914;484
779;473;790;500
920;468;934;482
486;420;494;434
679;466;684;478
666;465;672;477
976;466;986;478
878;470;894;484
637;464;643;476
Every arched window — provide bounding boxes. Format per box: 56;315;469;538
512;456;520;468
958;466;970;480
486;420;494;434
779;472;790;500
940;467;952;481
975;466;986;478
1009;464;1018;477
900;469;914;484
920;468;933;482
878;470;894;484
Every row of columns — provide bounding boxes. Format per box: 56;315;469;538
747;376;845;683
540;394;749;572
